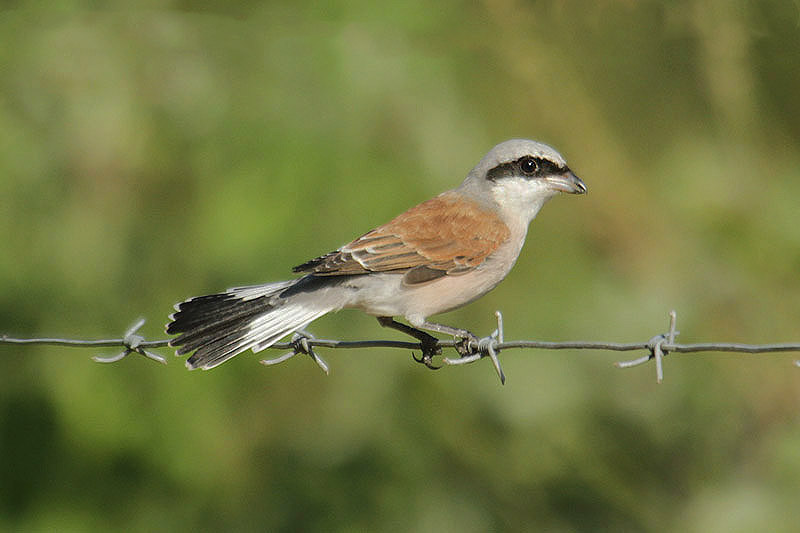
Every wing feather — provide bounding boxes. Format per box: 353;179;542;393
292;191;510;284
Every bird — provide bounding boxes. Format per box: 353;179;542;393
166;139;587;371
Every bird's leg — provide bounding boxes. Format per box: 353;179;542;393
376;317;441;369
417;321;479;357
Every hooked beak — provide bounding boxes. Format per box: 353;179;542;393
545;171;587;195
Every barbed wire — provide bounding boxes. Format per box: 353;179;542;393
2;311;799;385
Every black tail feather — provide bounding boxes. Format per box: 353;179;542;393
165;280;307;370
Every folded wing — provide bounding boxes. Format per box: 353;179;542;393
293;192;510;285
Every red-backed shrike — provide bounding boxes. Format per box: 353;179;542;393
167;139;586;370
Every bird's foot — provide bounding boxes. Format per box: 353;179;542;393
412;333;442;370
375;316;443;370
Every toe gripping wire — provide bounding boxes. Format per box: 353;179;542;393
257;313;509;385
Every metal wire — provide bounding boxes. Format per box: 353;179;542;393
2;310;799;384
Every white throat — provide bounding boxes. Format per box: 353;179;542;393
490;177;558;228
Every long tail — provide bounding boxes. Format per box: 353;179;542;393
166;278;338;370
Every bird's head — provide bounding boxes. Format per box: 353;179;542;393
459;139;586;226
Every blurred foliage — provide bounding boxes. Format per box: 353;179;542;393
1;0;800;531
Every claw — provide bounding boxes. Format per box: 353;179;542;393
412;351;442;370
412;336;442;370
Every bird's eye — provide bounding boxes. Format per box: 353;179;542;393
519;156;539;176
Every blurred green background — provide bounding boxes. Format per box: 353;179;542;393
2;1;800;531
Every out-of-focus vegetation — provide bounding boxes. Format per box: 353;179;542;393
1;1;799;531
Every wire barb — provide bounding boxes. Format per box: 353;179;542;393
2;309;799;382
651;334;666;384
261;330;329;375
444;310;506;384
92;319;167;365
615;310;681;383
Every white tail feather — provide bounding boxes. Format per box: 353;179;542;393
170;278;344;370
